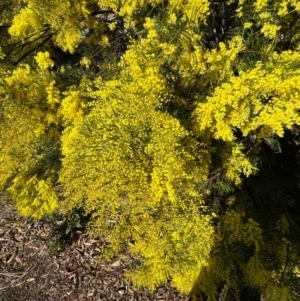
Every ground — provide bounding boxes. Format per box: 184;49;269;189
0;200;190;301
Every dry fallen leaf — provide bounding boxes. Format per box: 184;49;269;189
15;256;23;265
111;260;121;268
6;248;18;264
26;243;39;250
26;277;36;282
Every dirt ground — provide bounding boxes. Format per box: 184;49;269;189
0;201;190;301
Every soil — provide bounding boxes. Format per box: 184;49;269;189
0;201;190;301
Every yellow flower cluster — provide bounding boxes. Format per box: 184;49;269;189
59;21;213;287
0;61;62;217
224;145;257;185
195;50;300;141
8;175;58;219
194;49;300;184
9;0;93;53
9;7;43;39
128;210;213;293
59;90;85;125
35;51;54;69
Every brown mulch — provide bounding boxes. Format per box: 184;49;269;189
0;201;190;301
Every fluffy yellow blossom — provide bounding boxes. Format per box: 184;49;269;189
59;90;85;124
80;57;91;68
108;21;117;30
254;0;268;11
144;18;159;40
244;22;252;29
167;12;177;24
100;35;110;47
160;43;177;56
261;23;281;39
9;7;43;38
8;175;58;219
35;52;54;69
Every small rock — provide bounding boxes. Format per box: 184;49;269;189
117;286;126;295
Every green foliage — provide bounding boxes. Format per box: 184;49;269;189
47;208;91;253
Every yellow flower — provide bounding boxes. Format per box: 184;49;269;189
244;22;252;29
254;0;268;11
109;21;117;31
80;57;91;68
261;23;280;39
168;13;177;24
35;51;54;69
160;43;177;56
100;35;110;47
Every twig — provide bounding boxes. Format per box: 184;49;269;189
0;272;24;277
11;263;37;285
0;262;38;290
13;34;53;65
6;248;18;264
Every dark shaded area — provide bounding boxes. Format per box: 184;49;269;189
203;0;239;50
190;127;300;300
48;208;93;253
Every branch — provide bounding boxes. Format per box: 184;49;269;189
92;9;116;16
13;34;53;65
12;28;51;56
